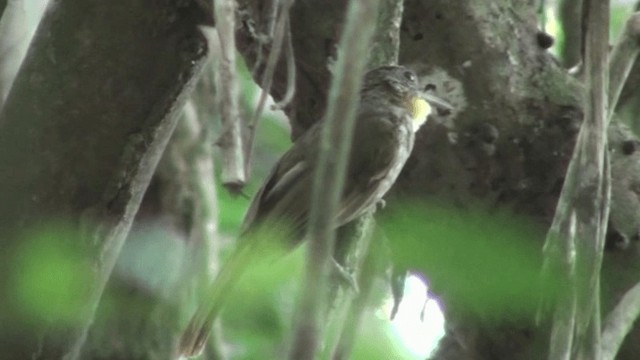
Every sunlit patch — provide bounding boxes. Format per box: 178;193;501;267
382;275;445;359
544;7;559;56
381;201;557;319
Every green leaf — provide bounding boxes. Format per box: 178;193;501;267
381;201;559;320
10;225;95;326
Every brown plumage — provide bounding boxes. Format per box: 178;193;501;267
177;65;443;357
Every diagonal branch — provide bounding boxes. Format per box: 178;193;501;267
0;1;209;358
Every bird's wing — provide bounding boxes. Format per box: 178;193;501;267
337;157;396;226
178;127;326;358
241;124;321;238
337;109;411;225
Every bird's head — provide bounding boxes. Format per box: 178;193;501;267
362;65;451;132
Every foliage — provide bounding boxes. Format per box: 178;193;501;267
382;201;558;320
8;225;95;327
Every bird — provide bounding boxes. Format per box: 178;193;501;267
177;65;451;357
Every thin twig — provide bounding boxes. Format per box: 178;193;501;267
187;96;227;360
245;0;294;174
287;1;381;359
601;281;640;360
249;0;279;77
608;12;640;121
272;18;296;110
165;98;227;359
214;0;246;192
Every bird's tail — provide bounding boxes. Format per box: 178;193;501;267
176;241;256;358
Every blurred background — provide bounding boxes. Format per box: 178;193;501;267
1;1;639;359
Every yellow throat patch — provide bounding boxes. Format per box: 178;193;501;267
409;97;431;133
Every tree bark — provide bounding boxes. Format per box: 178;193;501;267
231;1;595;359
0;0;208;358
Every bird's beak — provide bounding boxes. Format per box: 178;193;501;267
419;91;453;111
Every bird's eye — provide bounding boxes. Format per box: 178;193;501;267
403;70;417;82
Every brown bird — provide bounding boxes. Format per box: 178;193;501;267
177;65;450;357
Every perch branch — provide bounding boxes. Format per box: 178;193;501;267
329;216;380;360
287;0;381;359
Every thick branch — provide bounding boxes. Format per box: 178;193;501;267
0;1;208;358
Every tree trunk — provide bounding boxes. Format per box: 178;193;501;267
0;0;208;358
